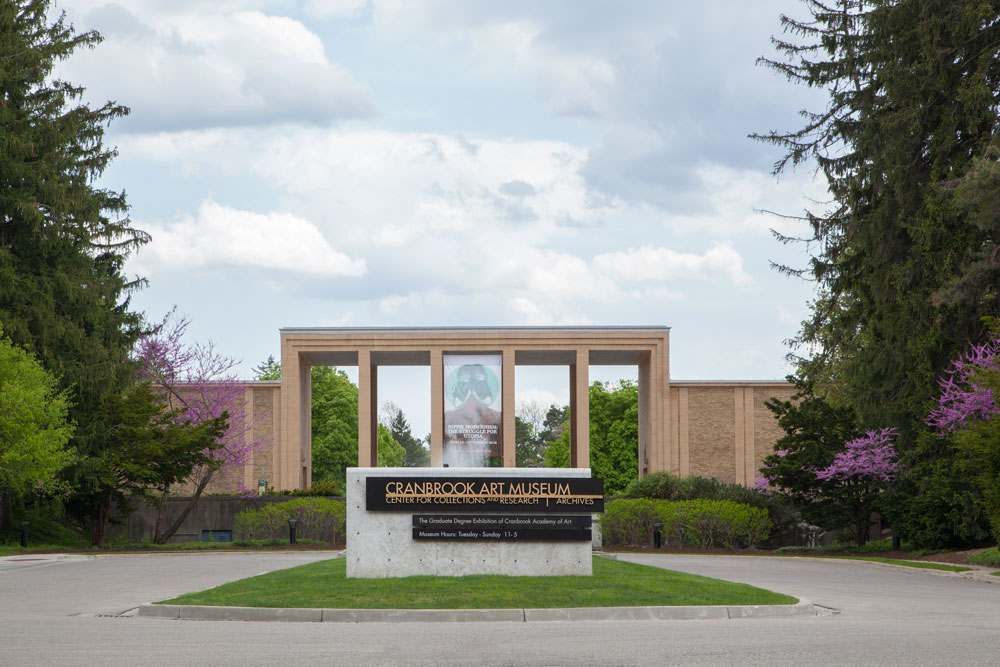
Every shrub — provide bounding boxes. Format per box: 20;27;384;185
620;472;767;507
602;498;771;549
234;498;346;544
277;479;345;497
619;472;797;543
600;499;659;546
656;499;771;549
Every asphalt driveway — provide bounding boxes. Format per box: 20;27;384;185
1;550;998;666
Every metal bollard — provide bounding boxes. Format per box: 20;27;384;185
20;521;29;548
653;521;663;549
288;518;298;545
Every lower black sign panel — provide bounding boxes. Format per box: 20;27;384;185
412;514;592;542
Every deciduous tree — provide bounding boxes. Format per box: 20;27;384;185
136;317;264;543
0;327;74;529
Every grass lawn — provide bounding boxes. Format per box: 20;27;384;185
969;547;1000;569
843;556;971;573
161;556;796;609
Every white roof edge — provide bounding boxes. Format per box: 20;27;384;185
280;325;670;333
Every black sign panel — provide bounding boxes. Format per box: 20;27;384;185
366;476;604;513
412;514;592;541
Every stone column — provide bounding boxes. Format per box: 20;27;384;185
242;387;255;491
502;347;516;467
357;349;376;467
430;349;444;466
638;354;651;476
571;348;590;468
279;346;302;489
300;362;311;487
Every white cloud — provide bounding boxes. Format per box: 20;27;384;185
593;243;751;286
303;0;369;18
119;126;781;322
59;4;373;130
516;388;566;412
133;200;366;277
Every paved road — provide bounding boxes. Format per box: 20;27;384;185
1;550;998;666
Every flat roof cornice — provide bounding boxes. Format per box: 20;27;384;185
281;325;669;334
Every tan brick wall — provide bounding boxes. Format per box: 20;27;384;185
252;387;276;491
686;387;737;483
665;382;794;486
753;386;795;475
172;383;281;496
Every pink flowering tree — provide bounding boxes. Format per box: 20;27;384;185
136;315;268;543
927;330;1000;541
927;338;999;433
759;384;899;545
814;428;899;547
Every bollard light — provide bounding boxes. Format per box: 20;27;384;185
653;521;663;549
20;521;29;548
288;518;298;545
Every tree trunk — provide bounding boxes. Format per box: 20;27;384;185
154;468;215;544
92;495;111;547
0;491;12;532
855;510;870;547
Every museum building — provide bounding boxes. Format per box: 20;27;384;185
199;327;794;494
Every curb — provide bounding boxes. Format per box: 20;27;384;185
137;598;817;623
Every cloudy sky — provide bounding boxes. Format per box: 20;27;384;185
57;0;825;437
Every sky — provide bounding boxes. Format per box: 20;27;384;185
56;0;826;438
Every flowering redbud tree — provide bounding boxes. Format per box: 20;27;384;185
927;338;999;433
814;428;899;547
927;331;1000;541
759;384;901;545
136;316;268;543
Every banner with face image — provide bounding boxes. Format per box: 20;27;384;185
443;353;502;467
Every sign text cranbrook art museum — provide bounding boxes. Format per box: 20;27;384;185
365;476;604;543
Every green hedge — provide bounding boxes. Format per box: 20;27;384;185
602;499;771;549
234;498;346;544
620;472;767;507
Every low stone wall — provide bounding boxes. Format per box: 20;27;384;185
116;495;342;543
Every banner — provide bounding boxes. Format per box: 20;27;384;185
443;353;502;467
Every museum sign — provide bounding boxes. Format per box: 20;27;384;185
365;476;604;513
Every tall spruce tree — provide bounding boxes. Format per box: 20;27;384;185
755;1;1000;545
0;2;150;532
756;0;1000;427
384;405;429;467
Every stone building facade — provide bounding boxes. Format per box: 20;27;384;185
202;327;793;493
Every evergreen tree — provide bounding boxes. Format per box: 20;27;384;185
756;0;1000;429
755;0;1000;545
253;355;281;381
383;404;429;467
0;1;150;533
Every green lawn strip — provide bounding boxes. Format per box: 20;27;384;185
991;571;1000;577
968;548;1000;569
0;544;80;557
161;555;796;609
841;556;971;572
